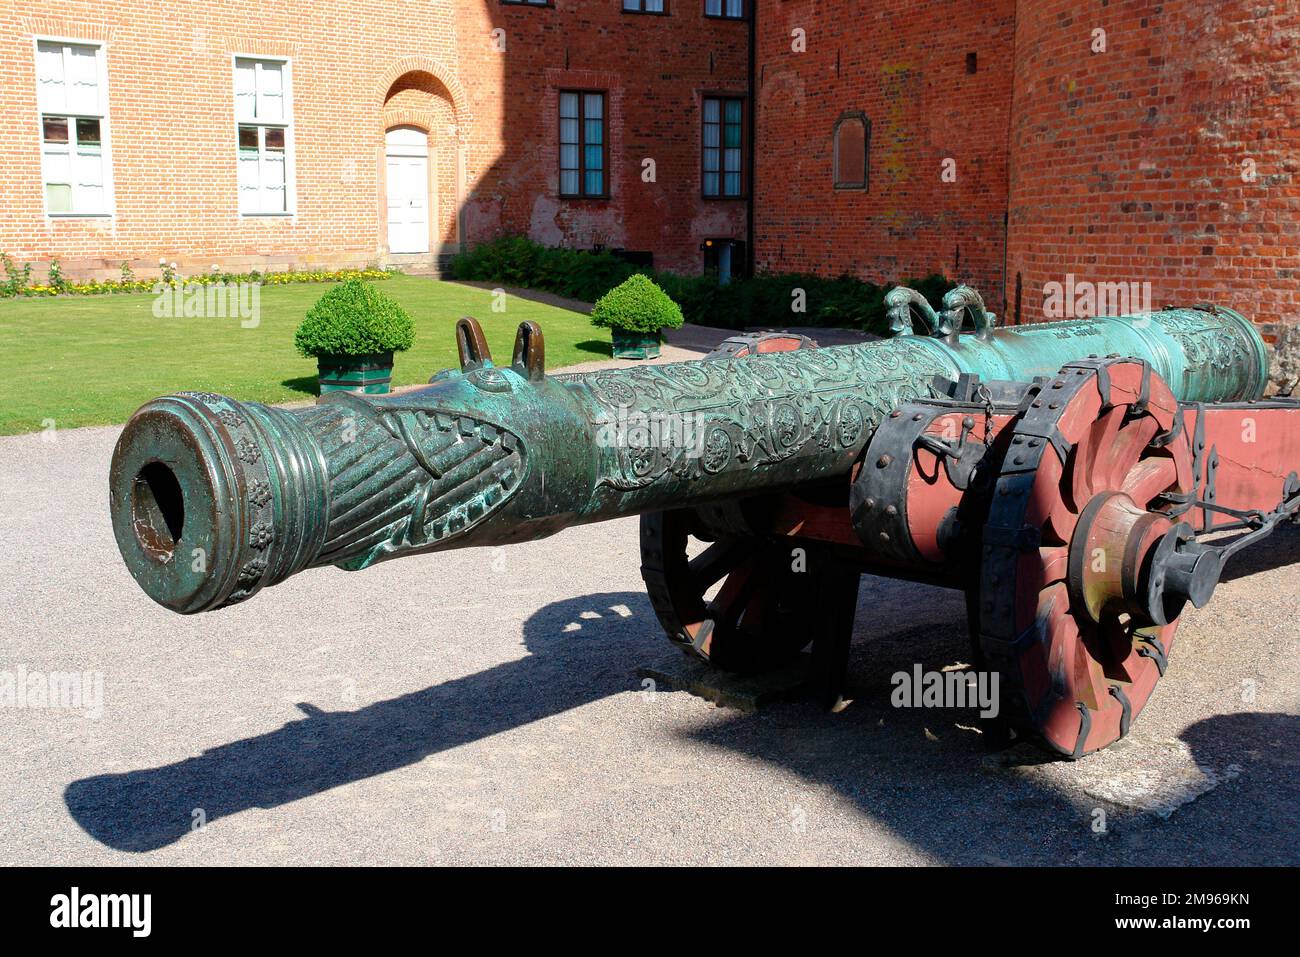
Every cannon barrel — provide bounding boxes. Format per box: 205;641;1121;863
109;305;1268;613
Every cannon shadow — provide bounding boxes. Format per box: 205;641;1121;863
66;531;1299;861
64;590;657;853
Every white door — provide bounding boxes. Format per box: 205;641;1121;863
386;127;430;254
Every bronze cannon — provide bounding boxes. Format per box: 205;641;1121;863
110;288;1298;756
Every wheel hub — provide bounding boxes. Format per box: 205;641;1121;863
1068;491;1173;625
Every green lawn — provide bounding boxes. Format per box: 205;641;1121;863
0;275;607;435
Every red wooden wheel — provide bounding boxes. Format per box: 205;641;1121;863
978;359;1196;757
640;509;820;672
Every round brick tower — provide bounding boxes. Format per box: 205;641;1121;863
1004;0;1300;343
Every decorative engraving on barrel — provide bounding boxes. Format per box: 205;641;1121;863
176;391;223;405
577;344;947;492
1148;312;1250;372
318;406;526;570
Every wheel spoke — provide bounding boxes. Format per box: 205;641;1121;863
688;540;745;592
1072;406;1125;505
1040;545;1069;585
1070;621;1111;712
1122;455;1177;508
706;560;758;634
1104;415;1159;490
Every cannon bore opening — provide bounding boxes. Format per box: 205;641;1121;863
132;461;185;562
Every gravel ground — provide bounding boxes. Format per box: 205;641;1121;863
0;345;1296;865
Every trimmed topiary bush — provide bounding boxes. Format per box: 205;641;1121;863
294;278;415;359
589;274;685;335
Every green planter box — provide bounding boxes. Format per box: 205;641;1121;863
611;329;661;360
317;351;394;395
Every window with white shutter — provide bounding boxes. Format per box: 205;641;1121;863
36;40;111;215
234;57;293;214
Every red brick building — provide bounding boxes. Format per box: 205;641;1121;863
2;1;1296;331
1004;0;1300;333
0;0;747;279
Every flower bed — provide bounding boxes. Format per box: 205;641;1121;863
1;252;396;299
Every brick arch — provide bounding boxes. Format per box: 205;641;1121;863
376;57;469;140
381;110;436;135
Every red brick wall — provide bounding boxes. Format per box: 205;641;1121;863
1005;0;1300;334
464;2;748;274
0;2;746;279
752;0;1017;307
0;5;469;278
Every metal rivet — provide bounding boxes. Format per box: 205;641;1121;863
885;505;898;516
877;455;892;468
879;532;890;542
865;497;876;509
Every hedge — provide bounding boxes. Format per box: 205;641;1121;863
447;236;954;336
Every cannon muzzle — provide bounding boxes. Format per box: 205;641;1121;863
111;393;334;614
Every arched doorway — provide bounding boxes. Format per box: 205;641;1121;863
385;126;430;254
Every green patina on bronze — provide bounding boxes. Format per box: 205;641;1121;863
108;299;1268;614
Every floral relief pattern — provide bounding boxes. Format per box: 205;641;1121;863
575;340;949;493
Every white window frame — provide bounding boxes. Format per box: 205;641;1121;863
33;36;116;218
231;54;296;217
